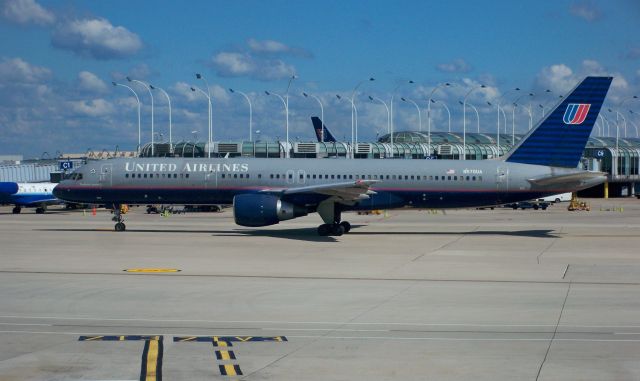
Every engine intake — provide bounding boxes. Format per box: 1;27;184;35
233;194;308;227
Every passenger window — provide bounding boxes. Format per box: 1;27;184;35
239;174;243;178
331;175;335;179
276;174;280;179
337;175;341;179
246;174;250;179
404;175;408;180
270;174;274;179
349;175;353;179
312;174;316;179
258;174;261;179
222;174;225;178
143;174;147;178
234;174;237;178
325;175;329;179
410;175;414;180
288;174;293;179
454;176;457;180
466;176;470;181
125;174;129;178
185;174;189;178
392;175;396;180
435;176;438;180
447;176;451;180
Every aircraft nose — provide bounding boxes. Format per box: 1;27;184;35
52;183;65;199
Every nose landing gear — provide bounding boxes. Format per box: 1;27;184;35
111;204;127;231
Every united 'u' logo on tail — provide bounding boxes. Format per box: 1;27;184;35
563;103;591;125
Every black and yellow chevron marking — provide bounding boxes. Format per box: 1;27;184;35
140;337;163;381
173;336;287;343
219;364;242;376
79;335;160;341
215;350;236;361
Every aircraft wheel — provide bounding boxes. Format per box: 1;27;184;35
12;207;21;214
331;224;344;236
35;207;45;214
115;222;126;232
340;221;351;233
317;224;331;236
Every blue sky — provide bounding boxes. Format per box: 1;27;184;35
1;0;639;157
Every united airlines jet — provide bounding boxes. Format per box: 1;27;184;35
54;77;611;235
0;182;60;214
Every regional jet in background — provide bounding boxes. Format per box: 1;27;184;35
54;77;612;236
0;182;60;214
311;116;337;142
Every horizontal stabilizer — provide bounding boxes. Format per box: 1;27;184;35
527;171;606;188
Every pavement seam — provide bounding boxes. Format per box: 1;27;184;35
535;282;571;381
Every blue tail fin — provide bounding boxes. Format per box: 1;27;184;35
311;117;336;142
505;76;612;168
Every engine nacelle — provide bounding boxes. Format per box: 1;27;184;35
233;194;308;227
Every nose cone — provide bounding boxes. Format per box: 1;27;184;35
52;182;65;199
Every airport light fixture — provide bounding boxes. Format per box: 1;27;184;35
462;84;486;160
487;100;508;154
390;80;414;157
190;85;212;158
195;73;213;157
598;114;610;137
430;99;451;133
627;110;639;137
459;100;480;133
427;83;451;152
302;92;325;142
618;96;638;137
368;96;390;141
336;94;358;158
265;90;289;158
149;84;172;152
112;81;141;156
608;108;625;150
348;77;375;152
401;97;422;133
511;92;534;144
229;88;253;142
127;77;155;156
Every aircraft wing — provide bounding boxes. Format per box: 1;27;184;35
262;180;378;203
527;171;606;188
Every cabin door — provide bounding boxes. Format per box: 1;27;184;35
99;164;112;186
496;166;509;202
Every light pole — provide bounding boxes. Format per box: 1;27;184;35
285;74;297;156
427;83;451;153
401;97;422;133
349;78;375;150
149;84;172;153
390;80;414;155
617;96;638;138
195;73;212;157
511;92;534;143
190;85;211;158
609;109;625;151
265;91;288;158
430;99;451;133
599;114;610;136
462;84;486;160
229;88;253;142
127;77;154;156
628;110;639;137
336;94;358;158
487;101;508;155
112;81;141;156
460;101;480;133
368;96;390;156
302;92;324;142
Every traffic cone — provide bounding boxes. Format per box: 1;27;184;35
92;207;96;216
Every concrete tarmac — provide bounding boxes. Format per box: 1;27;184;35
0;198;639;380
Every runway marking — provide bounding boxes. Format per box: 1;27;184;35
79;335;163;381
140;337;163;381
219;364;242;376
173;336;287;343
123;268;181;273
215;350;236;360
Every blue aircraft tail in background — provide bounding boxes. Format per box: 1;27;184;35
505;76;612;168
311;117;337;142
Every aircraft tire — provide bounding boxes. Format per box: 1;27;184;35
340;221;351;233
115;222;126;232
331;224;344;236
317;224;331;236
35;207;45;214
12;207;21;214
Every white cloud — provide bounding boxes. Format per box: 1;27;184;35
211;51;295;81
212;52;255;75
78;71;107;93
2;0;54;26
52;18;142;60
0;56;51;83
248;38;290;54
569;1;602;22
436;58;472;73
536;63;575;93
68;98;114;117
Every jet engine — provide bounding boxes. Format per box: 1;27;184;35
233;194;308;227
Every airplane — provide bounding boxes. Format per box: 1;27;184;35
0;182;61;214
311;116;337;142
54;76;611;236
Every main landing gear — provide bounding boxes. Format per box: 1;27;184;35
316;201;352;236
12;206;21;214
111;204;127;232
